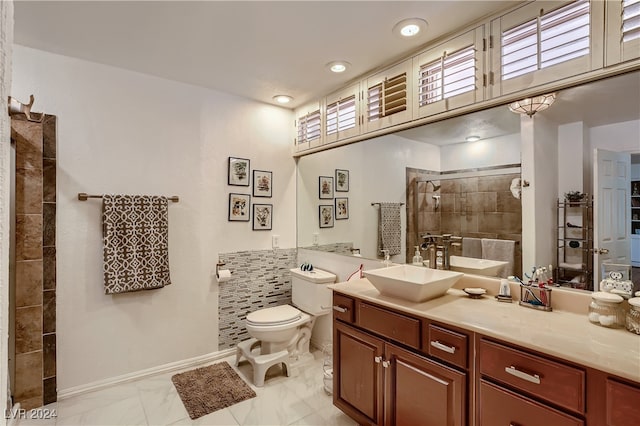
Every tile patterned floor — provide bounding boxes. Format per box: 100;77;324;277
16;351;356;426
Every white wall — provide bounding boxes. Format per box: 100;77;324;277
440;133;521;171
1;0;14;414
11;45;295;391
297;134;439;261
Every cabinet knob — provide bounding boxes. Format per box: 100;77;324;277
374;356;382;363
382;360;390;368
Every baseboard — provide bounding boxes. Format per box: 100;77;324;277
58;348;236;400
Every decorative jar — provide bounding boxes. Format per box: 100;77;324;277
588;292;624;328
626;297;640;335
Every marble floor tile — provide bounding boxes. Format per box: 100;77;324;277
55;396;147;426
136;374;189;426
54;382;141;420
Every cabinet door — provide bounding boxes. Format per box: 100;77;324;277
294;101;322;152
605;0;640;66
324;83;361;144
479;380;584;426
334;321;384;425
413;26;485;119
606;379;640;426
490;0;604;98
385;344;466;426
364;59;413;133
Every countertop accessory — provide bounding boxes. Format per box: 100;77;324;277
625;297;640;334
588;292;624;328
463;287;487;299
519;283;552;311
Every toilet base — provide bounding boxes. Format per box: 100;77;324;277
235;338;291;387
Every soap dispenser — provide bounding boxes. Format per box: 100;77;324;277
412;246;423;266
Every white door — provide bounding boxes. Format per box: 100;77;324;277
593;149;631;286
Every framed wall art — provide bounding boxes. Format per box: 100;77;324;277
253;170;272;197
319;176;334;199
319;205;334;228
252;204;273;230
228;193;250;221
335;169;349;192
335;197;349;220
228;157;250;186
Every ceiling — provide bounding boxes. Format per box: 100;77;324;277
396;71;640;146
13;0;519;109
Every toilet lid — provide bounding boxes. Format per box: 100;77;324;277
247;304;302;326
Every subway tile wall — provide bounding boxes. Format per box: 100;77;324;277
218;248;297;350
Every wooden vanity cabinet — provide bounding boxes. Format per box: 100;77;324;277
333;294;469;426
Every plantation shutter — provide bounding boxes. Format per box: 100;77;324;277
326;95;356;135
296;110;321;144
367;72;407;122
501;0;591;81
418;45;476;106
623;0;640;42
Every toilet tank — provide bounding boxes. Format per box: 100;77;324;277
290;268;336;315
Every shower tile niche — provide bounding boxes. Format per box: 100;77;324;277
11;114;57;409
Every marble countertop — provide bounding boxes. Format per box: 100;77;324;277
330;278;640;383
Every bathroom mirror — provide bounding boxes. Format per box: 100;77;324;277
296;70;640;287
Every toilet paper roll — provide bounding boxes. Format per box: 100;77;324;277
216;269;232;283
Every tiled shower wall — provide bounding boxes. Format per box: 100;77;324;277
12;114;57;409
218;248;297;350
406;168;522;278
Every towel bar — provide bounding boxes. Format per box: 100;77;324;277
78;193;179;202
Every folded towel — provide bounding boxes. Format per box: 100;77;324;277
103;195;171;294
462;237;482;259
481;238;515;278
377;203;402;257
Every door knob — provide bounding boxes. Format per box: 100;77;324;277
594;248;609;254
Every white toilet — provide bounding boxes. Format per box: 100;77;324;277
235;267;336;386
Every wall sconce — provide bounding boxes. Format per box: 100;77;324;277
508;93;556;117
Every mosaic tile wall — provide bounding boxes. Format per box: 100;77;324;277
218;248;298;350
299;242;353;255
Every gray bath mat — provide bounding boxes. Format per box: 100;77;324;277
171;361;256;419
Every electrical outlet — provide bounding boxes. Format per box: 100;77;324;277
272;235;280;248
312;233;319;246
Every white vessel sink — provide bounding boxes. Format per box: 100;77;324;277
363;265;463;303
449;255;508;276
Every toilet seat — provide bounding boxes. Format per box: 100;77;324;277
246;304;302;327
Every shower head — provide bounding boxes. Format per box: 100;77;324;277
416;179;441;192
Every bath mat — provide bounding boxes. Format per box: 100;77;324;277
171;361;256;419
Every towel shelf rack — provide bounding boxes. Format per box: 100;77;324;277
77;193;180;202
371;202;405;206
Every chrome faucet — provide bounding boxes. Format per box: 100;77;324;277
420;234;438;269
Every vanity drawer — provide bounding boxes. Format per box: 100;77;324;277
332;294;355;323
479;339;585;414
358;302;420;348
479;380;584;426
426;323;468;369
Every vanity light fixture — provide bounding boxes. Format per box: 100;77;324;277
508;93;556;117
273;95;293;105
392;18;428;38
326;61;351;73
465;135;481;142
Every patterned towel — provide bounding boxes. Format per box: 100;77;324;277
377;203;402;256
103;195;171;294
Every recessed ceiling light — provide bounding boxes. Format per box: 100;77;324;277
393;18;428;38
326;61;351;73
273;95;293;104
465;135;481;142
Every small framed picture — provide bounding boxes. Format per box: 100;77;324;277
319;205;334;228
253;170;272;198
319;176;334;199
228;157;250;186
228;193;250;221
252;204;273;230
335;197;349;220
335;169;349;192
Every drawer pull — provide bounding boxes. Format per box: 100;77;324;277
374;356;382;364
430;340;456;354
505;366;541;385
332;305;348;313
